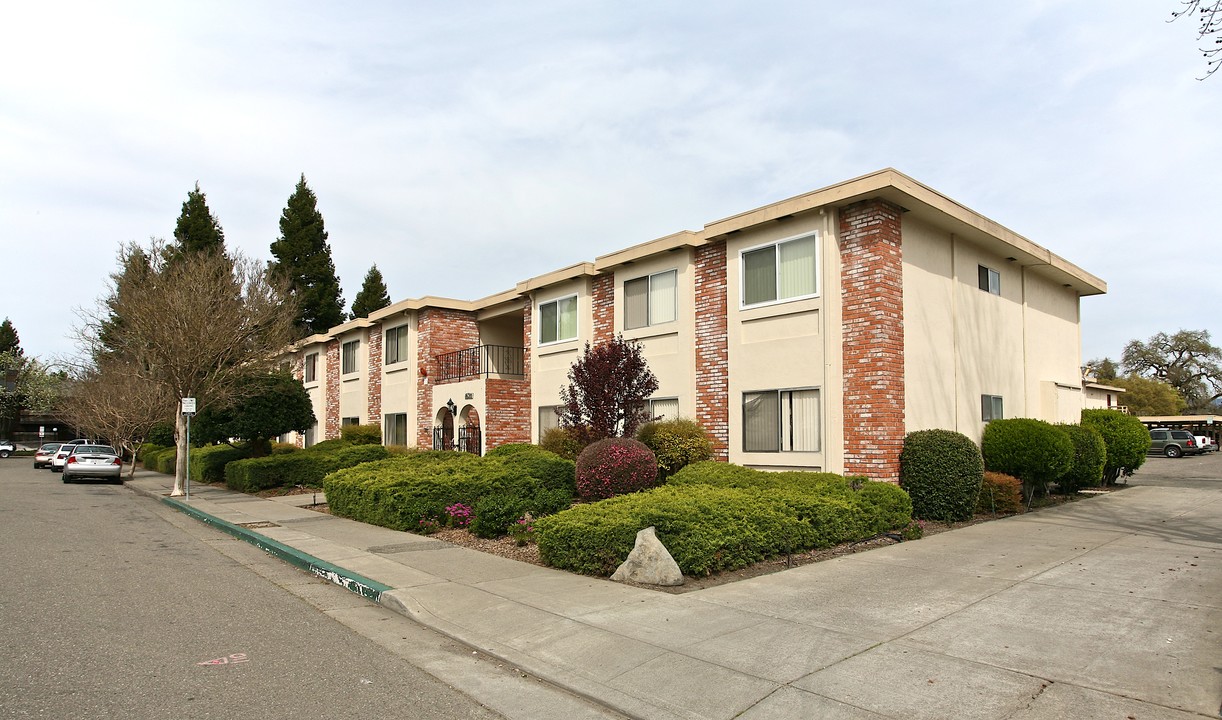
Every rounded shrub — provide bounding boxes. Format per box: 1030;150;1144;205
1081;409;1150;485
539;426;586;461
981;418;1073;497
636;418;714;479
976;471;1024;515
1057;424;1107;492
340;423;382;445
575;438;659;499
899;429;984;521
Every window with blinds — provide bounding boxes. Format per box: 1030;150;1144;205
624;270;677;330
383;413;408;446
540;295;578;344
743;388;820;452
742;233;818;307
304;353;318;383
385;325;409;365
341;340;359;374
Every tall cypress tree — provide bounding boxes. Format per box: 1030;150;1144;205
350;264;391;318
269;175;346;337
0;318;21;357
168;182;226;258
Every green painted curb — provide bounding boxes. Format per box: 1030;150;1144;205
162;496;391;602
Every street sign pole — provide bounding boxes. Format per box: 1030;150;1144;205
181;398;196;501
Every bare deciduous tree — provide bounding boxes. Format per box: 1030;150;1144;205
1172;0;1222;78
77;240;297;494
57;358;174;477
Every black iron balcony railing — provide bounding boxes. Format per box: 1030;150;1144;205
433;345;525;383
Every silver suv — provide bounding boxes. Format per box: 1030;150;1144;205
1147;428;1199;458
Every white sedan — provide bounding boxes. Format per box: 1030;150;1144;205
62;445;123;484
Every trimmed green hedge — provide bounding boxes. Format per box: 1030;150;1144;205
535;465;912;576
1081;409;1150;485
189;444;252;484
225;444;390;492
324;449;577;537
150;447;178;474
981;418;1073;497
1058;424;1107;491
899;429;984;521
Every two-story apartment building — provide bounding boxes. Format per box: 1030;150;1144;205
284;169;1106;482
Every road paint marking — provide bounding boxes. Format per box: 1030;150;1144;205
197;653;249;666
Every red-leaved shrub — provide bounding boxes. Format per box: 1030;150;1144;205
976;471;1024;515
575;438;658;499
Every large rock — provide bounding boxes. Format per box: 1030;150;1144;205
610;526;684;586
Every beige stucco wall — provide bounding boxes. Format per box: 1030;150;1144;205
299;340;327;445
337;328;368;424
380;313;418;444
724;211;835;471
903;215;1085;440
617;249;696;419
530;278;591;439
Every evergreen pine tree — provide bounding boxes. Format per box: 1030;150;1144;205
0;318;22;357
269;175;346;336
350;264;391;318
168;182;226;258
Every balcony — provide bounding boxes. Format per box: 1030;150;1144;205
433;345;525;384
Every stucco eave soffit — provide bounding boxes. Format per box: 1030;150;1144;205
594;230;701;271
515;262;598;294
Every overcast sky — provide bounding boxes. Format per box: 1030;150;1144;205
1;1;1217;367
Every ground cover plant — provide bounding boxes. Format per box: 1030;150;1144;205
324;447;575;538
534;462;912;576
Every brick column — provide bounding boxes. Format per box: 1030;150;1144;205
840;199;905;483
367;324;382;426
325;339;341;440
694;241;729;460
592;273;614;344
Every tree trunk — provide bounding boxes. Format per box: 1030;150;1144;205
171;410;187;496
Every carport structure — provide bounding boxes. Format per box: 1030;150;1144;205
1139;415;1221;446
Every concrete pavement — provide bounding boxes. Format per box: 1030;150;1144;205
124;463;1222;719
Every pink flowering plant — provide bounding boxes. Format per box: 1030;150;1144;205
575;438;659;499
444;502;473;528
508;512;536;546
417;517;441;534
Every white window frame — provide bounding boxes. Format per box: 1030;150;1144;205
740;232;820;308
341;340;360;375
538;294;578;345
982;395;1004;422
742;387;821;453
624;270;677;330
385;325;409;365
978;265;1001;295
341;416;360;427
304;353;318;383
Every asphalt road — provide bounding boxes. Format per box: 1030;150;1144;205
0;460;507;720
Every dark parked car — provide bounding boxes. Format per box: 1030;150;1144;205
1147;428;1200;458
62;445;123;484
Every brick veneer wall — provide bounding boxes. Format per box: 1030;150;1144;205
592;273;614;344
367;324;382;424
325;339;341;440
415;308;480;447
840;199;905;483
486;378;530;448
694;241;729;460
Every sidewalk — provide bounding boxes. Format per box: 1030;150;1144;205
126;470;1222;719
